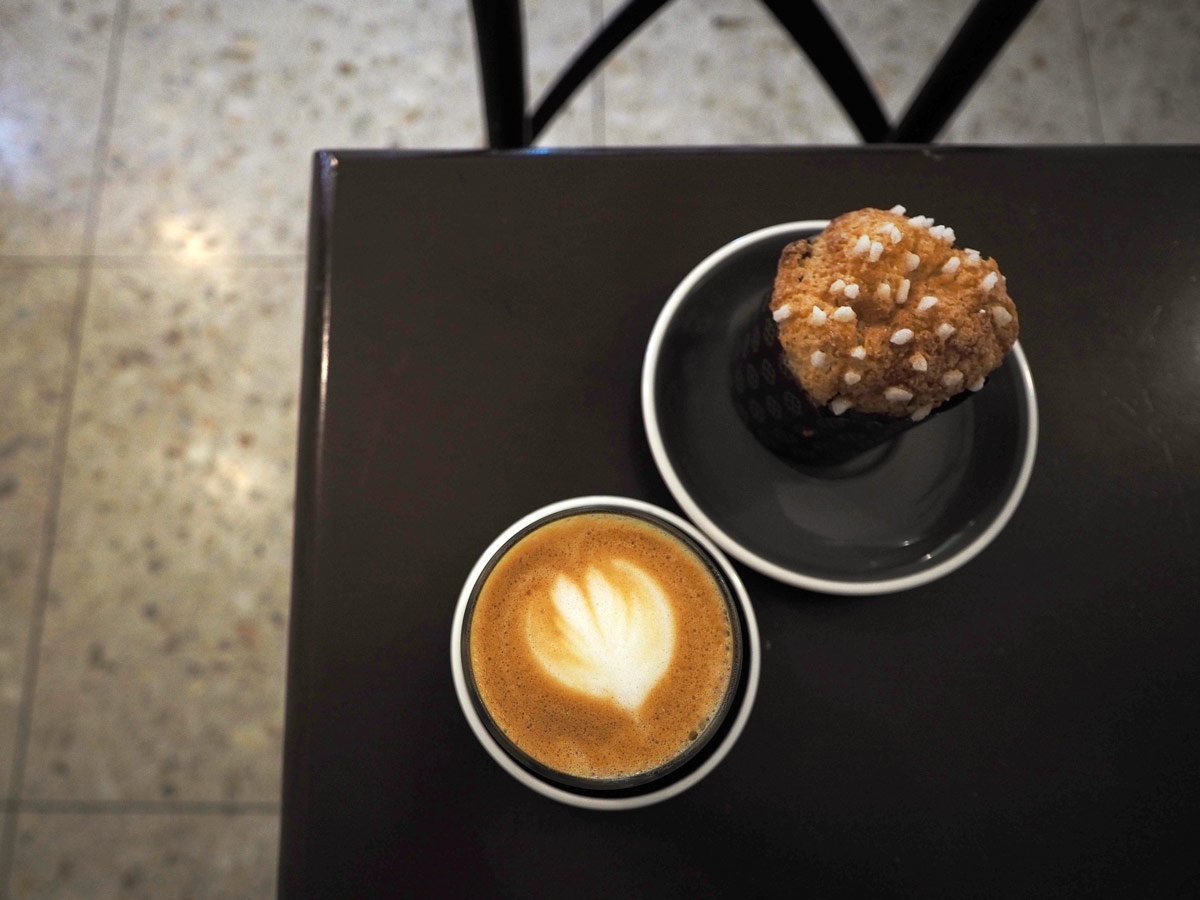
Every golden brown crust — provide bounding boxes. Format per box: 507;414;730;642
769;207;1019;418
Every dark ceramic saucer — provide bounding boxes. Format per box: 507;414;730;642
641;222;1038;595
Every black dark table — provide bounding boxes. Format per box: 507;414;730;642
280;148;1200;898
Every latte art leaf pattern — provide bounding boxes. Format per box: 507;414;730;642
526;560;676;712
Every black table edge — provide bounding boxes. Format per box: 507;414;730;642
278;150;337;897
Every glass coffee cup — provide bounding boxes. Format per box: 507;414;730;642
450;496;760;810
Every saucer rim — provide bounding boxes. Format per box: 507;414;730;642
640;220;1039;596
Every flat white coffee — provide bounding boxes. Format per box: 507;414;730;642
469;512;735;781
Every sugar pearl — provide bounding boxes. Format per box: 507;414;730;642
830;278;846;295
869;241;884;262
965;249;982;267
843;370;861;385
772;304;793;322
830;397;852;416
811;350;829;368
910;354;927;372
850;345;867;360
968;376;986;392
884;386;914;403
905;252;920;272
809;306;827;325
876;282;892;301
852;235;871;255
832;305;856;323
891;328;914;345
896;279;911;303
911;404;933;422
982;271;998;291
942;369;964;388
889;205;907;215
936;322;956;339
942;256;961;275
917;295;938;312
842;283;860;300
990;304;1013;326
887;223;902;244
908;215;932;228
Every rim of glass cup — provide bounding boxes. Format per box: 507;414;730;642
460;504;744;793
449;496;761;810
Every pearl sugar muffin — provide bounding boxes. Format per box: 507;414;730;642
731;206;1019;465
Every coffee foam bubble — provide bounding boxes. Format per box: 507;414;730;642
525;560;675;713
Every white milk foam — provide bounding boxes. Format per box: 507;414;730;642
525;559;675;712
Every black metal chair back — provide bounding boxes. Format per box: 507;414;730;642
470;0;1040;147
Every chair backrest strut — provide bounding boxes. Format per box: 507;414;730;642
469;0;1040;148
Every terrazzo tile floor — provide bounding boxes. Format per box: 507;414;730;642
0;0;1196;894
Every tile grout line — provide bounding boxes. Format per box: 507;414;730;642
1071;0;1107;143
0;254;306;269
0;256;88;268
16;799;281;816
0;0;132;891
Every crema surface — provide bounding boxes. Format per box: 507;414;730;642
469;513;735;781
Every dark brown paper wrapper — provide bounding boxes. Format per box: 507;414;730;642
730;291;975;467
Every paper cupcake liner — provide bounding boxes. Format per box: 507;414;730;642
730;291;973;466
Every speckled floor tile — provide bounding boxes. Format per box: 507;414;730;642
95;0;482;257
940;0;1098;142
9;811;278;899
0;264;79;797
1081;0;1200;142
603;0;857;145
0;0;114;254
526;0;601;146
22;264;301;802
601;0;1096;145
823;0;1097;143
819;0;974;121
